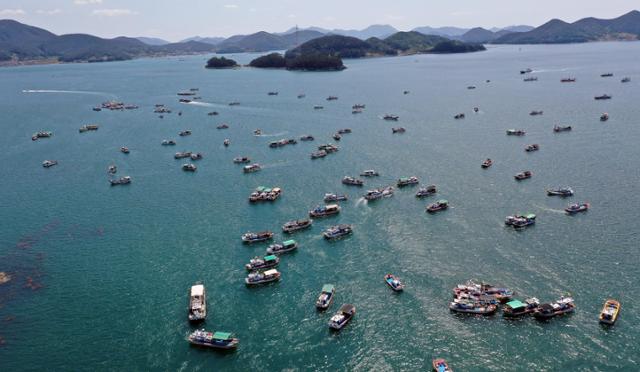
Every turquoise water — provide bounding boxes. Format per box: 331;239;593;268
1;42;639;371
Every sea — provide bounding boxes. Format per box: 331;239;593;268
1;41;639;371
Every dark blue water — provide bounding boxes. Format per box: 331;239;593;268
1;42;639;371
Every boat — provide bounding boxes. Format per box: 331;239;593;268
342;176;364;186
243;164;261;173
383;114;399;121
216;124;229;129
224;139;230;147
384;274;405;292
352;104;366;109
454;113;465;119
520;68;532;74
179;99;192;103
599;299;620;325
547;187;574;197
188;284;206;322
79;124;99;133
505;213;536;226
514;171;532;180
92;107;101;111
503;298;540;317
313;105;324;110
177;91;196;96
529;110;543;116
267;240;298;255
600;113;609;122
268;91;278;96
506;129;526;136
120;147;130;154
467;85;476;90
328;304;355;330
311;150;327;159
561;78;576;82
524;77;538;82
594;94;612;100
600;73;613;77
337;128;352;134
249;187;282;202
245;269;280;285
309;204;340;218
245;255;280;271
182;163;197;172
473;107;479;113
360;170;379;177
179;130;192;136
397;176;419;187
426;200;448;213
326;96;338;101
403;90;410;95
553;125;572;132
323;224;353;240
432;358;451;372
188;329;238;350
161;140;176;146
621;77;631;83
110;176;131;186
316;284;335;310
108;165;117;174
481;158;493;168
352;108;363;114
228;101;240;106
533;297;575;320
449;299;497;315
190;153;203;160
241;231;274;244
282;219;312;233
333;133;341;141
208;111;219;116
392;127;406;133
364;186;394;200
297;93;306;99
42;160;58;168
175;152;192;159
233;156;251;164
253;129;262;136
453;281;514;303
318;144;339;153
300;135;314;141
525;144;540;152
565;202;589;214
415;185;437;198
324;193;348;202
31;131;52;141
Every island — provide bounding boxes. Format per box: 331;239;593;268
205;56;239;69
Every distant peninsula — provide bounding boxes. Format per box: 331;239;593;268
205;56;239;69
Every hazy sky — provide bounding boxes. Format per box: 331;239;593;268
1;0;637;41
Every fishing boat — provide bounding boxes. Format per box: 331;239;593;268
481;159;493;168
565;202;589;214
182;163;197;172
392;127;406;133
594;94;612;100
120;147;130;154
177;91;196;96
453;281;514;303
224;139;230;146
245;269;280;286
337;128;352;134
467;85;476;90
318;144;339;153
520;68;533;74
506;129;526;136
243;164;261;173
432;358;451;372
525;144;540;152
179;130;192;136
300;135;314;141
514;171;532;180
249;187;282;203
383;114;399;121
108;165;117;174
505;213;536;226
360;170;379;177
503;298;540;317
333;133;342;141
328;304;355;330
342;176;364;186
316;284;335;310
415;185;437;198
529;110;543;116
546;187;574;197
364;186;394;201
324;193;348;202
426;200;448;213
254;129;262;136
326;96;338;101
449;299;497;315
188;284;206;322
245;255;280;271
190;153;203;160
599;299;620;325
474;107;479;113
313;105;324;110
267;240;298;255
621;77;631;83
188;329;238;350
297;93;306;99
352;108;363;114
553;125;572;132
216;124;229;129
352;104;366;109
561;78;576;82
233;156;251;164
323;224;353;240
454;113;465;119
403;90;410;95
311;150;327;159
533;297;575;320
241;231;274;244
524;77;538;82
384;274;405;292
175;152;192;159
79;124;99;133
110;176;131;186
397;176;419;187
161;140;176;146
42;160;58;168
600;73;613;77
228;101;240;106
282;219;312;233
31;131;53;141
267;91;278;96
600;113;609;122
309;204;340;218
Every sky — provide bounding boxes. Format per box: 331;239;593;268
1;0;637;41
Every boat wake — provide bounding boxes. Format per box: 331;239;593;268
22;89;113;96
184;101;219;107
355;197;368;208
255;131;288;138
533;204;565;214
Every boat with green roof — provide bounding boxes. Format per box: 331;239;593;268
188;329;239;350
267;240;298;255
245;255;280;271
316;284;336;310
397;176;419;187
503;298;540;317
245;269;281;285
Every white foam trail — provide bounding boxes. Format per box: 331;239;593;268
533;203;566;214
184;101;217;107
256;131;288;138
22;89;111;96
355;197;367;207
